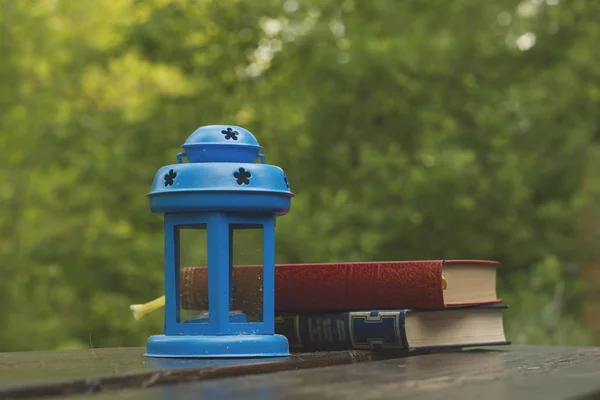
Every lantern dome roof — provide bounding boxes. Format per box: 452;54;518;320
183;125;260;147
147;125;293;216
179;125;262;164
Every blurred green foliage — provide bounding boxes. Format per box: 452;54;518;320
1;0;600;351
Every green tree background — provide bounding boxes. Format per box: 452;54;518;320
1;0;600;351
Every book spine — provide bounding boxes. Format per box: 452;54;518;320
179;261;446;311
275;261;444;310
274;311;409;351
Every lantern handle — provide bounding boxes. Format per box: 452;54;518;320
177;152;187;164
257;154;266;164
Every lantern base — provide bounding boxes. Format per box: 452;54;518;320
144;334;290;358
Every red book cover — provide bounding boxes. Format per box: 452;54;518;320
180;260;501;311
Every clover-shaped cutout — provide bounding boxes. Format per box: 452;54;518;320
284;175;290;189
234;167;251;185
164;169;177;187
221;127;239;140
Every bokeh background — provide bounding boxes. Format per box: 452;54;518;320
2;0;600;351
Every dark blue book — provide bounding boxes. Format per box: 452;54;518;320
275;305;510;352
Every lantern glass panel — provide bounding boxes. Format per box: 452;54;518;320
230;224;264;323
177;224;209;324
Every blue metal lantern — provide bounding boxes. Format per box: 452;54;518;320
145;125;293;358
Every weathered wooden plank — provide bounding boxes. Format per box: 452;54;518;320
0;348;421;399
62;346;600;400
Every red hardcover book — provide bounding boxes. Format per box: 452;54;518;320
180;260;501;311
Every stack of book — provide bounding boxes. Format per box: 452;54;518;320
179;260;510;352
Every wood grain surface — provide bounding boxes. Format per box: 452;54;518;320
2;345;599;400
66;346;600;400
0;347;422;399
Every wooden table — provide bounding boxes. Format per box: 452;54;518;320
1;345;600;399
